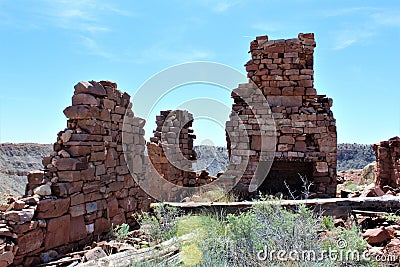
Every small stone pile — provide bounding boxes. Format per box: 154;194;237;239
0;81;149;266
373;136;400;189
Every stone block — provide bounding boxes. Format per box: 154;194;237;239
70;216;86;242
316;162;329;173
281;96;302;107
90;151;106;162
94;218;111;235
66;146;91;157
281;87;294;96
63;105;100;120
44;215;71;250
17;229;44;255
111;212;126;226
306;88;317;95
70;193;85;206
27;170;44;185
362;227;391;245
4;209;34;223
86;202;98;214
51;183;70;197
103;99;115;110
95;164;106;176
72;93;98;106
294;141;307;152
81;167;95;181
0;251;14;266
13;221;38;234
74;81;107;97
279;136;295;144
107;197;119;218
58;171;81;182
55;158;87;171
69;204;86;217
37;198;70;219
118;197;136;212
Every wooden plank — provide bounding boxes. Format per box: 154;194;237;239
150;196;400;218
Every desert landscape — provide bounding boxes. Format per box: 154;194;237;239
0;33;399;267
1;1;399;266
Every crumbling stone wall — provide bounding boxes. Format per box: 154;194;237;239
146;110;216;200
0;81;149;266
147;110;197;189
373;136;400;188
228;33;337;197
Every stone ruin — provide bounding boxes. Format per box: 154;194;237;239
229;33;337;198
373;136;400;189
0;33;339;266
146;110;216;196
0;81;150;266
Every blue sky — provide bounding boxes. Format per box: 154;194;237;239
0;0;399;146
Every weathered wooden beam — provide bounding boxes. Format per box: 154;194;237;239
150;196;400;218
77;234;192;267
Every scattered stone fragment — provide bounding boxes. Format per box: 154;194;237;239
362;227;392;245
84;247;107;261
33;185;52;196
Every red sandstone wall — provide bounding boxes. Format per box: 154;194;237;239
0;81;149;266
146;110;216;200
373;137;400;188
227;33;337;197
147;110;197;190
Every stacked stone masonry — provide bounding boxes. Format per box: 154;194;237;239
147;110;197;188
228;33;337;197
0;81;150;266
146;110;216;195
373;136;400;188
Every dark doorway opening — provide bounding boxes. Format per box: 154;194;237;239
258;161;314;198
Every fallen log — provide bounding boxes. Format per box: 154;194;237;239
151;196;400;218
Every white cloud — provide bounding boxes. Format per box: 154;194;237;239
39;0;131;33
79;36;114;60
212;1;235;13
326;7;400;50
371;11;400;27
332;29;374;50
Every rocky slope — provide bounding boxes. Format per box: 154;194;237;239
337;143;375;171
0;143;52;199
193;145;229;176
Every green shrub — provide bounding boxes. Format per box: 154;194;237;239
135;204;181;243
134;200;377;266
322;216;335;230
112;223;130;242
344;182;360;192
